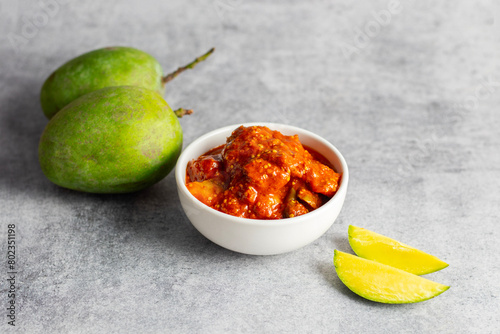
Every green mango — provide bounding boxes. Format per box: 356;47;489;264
40;46;214;119
40;47;162;119
39;86;182;193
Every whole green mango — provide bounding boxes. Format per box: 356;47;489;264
39;86;182;193
40;47;214;119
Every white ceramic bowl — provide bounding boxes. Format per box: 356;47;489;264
175;122;349;255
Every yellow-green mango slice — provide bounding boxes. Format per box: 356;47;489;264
348;225;448;275
334;250;449;304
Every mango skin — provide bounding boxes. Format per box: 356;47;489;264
39;86;182;193
40;47;164;119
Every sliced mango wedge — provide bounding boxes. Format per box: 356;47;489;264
334;250;449;304
348;225;448;275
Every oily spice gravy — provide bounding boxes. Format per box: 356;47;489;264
186;125;341;219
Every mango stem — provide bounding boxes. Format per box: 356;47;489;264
162;48;215;85
174;108;193;118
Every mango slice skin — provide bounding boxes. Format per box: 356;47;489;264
40;47;164;119
348;225;449;275
334;250;449;304
39;86;182;194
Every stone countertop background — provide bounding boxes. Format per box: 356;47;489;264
1;0;499;333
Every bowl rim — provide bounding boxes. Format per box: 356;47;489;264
175;122;349;227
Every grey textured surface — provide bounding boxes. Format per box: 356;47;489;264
1;0;499;333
